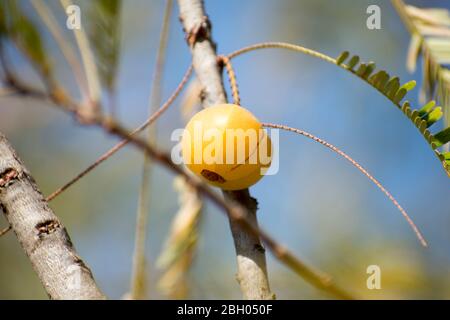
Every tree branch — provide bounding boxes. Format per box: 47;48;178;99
131;0;174;299
1;78;354;299
177;0;274;299
0;133;105;299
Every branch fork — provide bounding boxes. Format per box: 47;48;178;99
177;0;274;299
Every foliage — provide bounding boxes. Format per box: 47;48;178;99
336;50;450;176
1;0;448;300
87;0;122;93
157;176;202;299
392;0;450;125
0;1;52;80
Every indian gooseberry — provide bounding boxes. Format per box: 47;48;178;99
181;104;272;190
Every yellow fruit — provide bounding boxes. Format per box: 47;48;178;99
181;104;271;190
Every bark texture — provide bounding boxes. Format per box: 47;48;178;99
177;0;274;299
0;132;105;299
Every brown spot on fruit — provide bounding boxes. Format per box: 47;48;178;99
201;169;226;184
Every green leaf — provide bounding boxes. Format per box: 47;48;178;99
418;100;436;117
356;63;367;77
356;63;367;78
385;77;400;99
400;80;416;92
418;119;427;132
88;0;122;93
347;55;359;69
369;70;389;90
401;101;411;113
362;62;376;79
432;127;450;148
4;0;52;78
442;152;450;161
287;45;450;176
394;88;407;104
423;107;443;127
336;51;349;65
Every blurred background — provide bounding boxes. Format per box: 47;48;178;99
1;0;449;299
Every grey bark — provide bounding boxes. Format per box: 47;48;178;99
177;0;274;299
0;132;105;299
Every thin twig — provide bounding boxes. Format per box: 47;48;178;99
218;55;240;105
226;41;450;173
228;42;336;64
30;0;89;101
131;0;174;300
177;0;274;299
102;119;354;300
0;225;11;237
45;65;193;202
262;122;427;247
5;73;354;300
60;0;102;110
226;42;429;246
2;0;356;297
